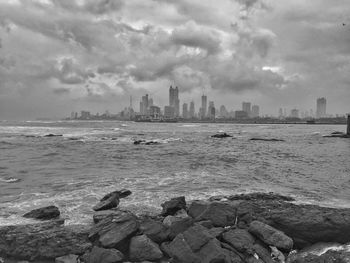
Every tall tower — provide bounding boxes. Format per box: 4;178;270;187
242;102;251;117
169;86;175;107
201;94;207;119
182;103;188;119
316;97;326;118
174;86;180;117
189;101;195;118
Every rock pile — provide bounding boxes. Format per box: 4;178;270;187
1;192;350;263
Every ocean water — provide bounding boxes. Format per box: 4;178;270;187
0;120;349;225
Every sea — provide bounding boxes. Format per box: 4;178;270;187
0;120;349;226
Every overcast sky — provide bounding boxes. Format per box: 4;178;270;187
0;0;349;119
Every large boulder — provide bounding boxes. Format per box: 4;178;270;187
139;217;169;243
249;221;293;251
88;211;138;249
23;205;60;220
188;201;236;227
0;220;91;261
81;246;124;263
129;235;163;261
163;216;194;240
161;196;187;216
229;193;350;248
222;229;255;253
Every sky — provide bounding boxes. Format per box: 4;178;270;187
0;0;350;119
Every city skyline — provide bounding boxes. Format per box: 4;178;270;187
1;1;350;119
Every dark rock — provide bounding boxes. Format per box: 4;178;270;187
55;254;78;263
197;220;214;229
0;220;91;260
129;235;163;261
134;140;160;145
252;244;274;263
188;201;236;227
163;216;194;240
249;220;293;251
250;138;285;142
222;229;255;253
161;196;186;216
93;209;128;224
93;193;120;212
82;246;124;263
323;133;350;138
101;189;132;201
23;205;60;220
196;238;228;263
44;134;63;137
139;217;169;243
208;227;225;238
226;192;295;202
211;133;233;138
88;211;138;249
167;233;201;263
231;194;350;249
182;224;213;252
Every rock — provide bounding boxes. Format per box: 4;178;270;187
82;246;124;263
222;229;255;253
0;220;91;260
249;220;293;251
208;227;225;238
226;192;295;202
55;254;79;263
167;233;201;263
196;238;228;263
101;189;132;200
211;133;233;138
88;211;138;249
250;138;285;142
230;193;350;248
93;209;127;224
139;218;169;243
287;249;350;263
188;201;236;227
93;193;120;211
44;134;63;137
163;216;194;240
129;235;163;261
134;140;160;145
252;244;275;263
23;205;60;220
161;196;186;216
182;224;213;252
197;220;214;229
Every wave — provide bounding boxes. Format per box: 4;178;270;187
0;177;21;183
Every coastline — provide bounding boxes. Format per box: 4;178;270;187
1;192;350;263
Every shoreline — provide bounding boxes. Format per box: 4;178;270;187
1;191;350;262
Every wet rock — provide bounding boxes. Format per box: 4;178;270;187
55;254;79;263
82;246;124;263
222;229;255;253
211;133;233;138
249;220;293;251
188;201;236;227
161;196;186;216
23;205;60;220
139;218;169;243
129;235;163;261
133;140;160;145
0;220;91;260
93;194;120;212
101;189;132;200
250;138;285;142
93;209;127;224
88;211;138;249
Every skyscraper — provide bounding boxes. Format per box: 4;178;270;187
169;86;180;117
242;102;251;117
201;94;207;119
219;105;228;118
189;101;195;118
252;105;260;118
141;94;149;115
316;97;327;118
182;103;188;119
208;101;215;120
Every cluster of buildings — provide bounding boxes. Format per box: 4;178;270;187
135;86;260;121
278;97;328;119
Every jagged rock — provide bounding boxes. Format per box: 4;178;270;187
211;133;233;138
188;201;236;227
23;205;60;220
93;193;120;212
196;238;228;263
88;211;138;249
182;224;213;252
55;254;79;263
249;221;293;251
161;196;186;216
163;216;194;240
0;220;91;260
129;235;163;261
101;189;132;200
208;227;225;238
82;246;124;263
197;220;214;229
139;217;169;243
222;229;255;253
252;244;274;263
167;233;201;263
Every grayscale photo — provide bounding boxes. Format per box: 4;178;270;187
0;0;349;262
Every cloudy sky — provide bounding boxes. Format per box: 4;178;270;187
0;0;349;119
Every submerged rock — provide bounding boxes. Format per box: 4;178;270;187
250;138;285;142
92;189;132;212
161;196;187;216
0;220;91;260
44;134;63;137
211;133;233;138
23;205;60;220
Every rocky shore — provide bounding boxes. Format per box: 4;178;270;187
1;192;350;263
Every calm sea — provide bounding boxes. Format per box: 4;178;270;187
0;120;349;225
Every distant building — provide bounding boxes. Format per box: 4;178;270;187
242;102;251;117
141;94;149;115
164;106;175;118
208;101;215;120
235;110;248;119
201;95;207;119
316;97;327;118
189;101;195;118
278;108;283;119
81;111;91;119
219;105;228;118
251;105;260;118
150;106;160;118
290;109;299;118
182;103;188;119
169;86;180;117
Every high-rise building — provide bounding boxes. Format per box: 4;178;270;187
242;102;251;117
141;94;149;115
219;105;228;118
201;95;207;119
208;101;215;120
252;105;260;118
316;97;327;118
182;103;188;119
189;101;195;118
169;86;180;117
164;106;175;118
290;109;299;118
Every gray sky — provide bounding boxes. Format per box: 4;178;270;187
0;0;349;119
